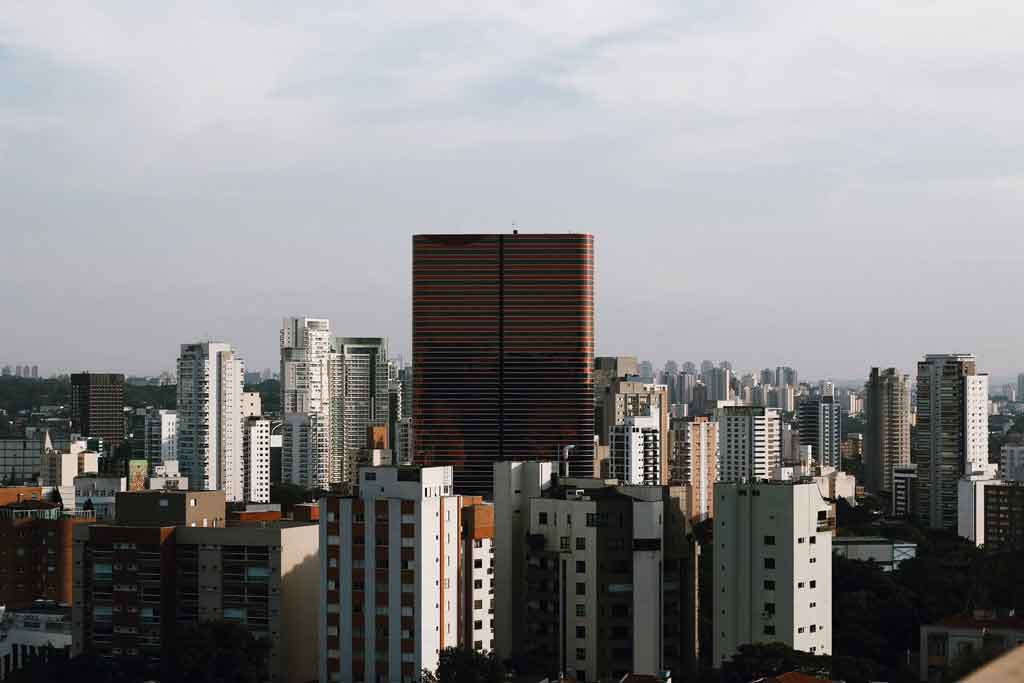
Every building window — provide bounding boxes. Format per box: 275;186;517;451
539;512;548;525
576;582;586;596
576;604;586;617
473;620;483;630
474;600;482;609
797;537;805;543
809;537;817;544
764;625;775;635
576;625;586;638
474;579;483;589
810;602;817;608
560;537;570;551
764;602;775;615
763;580;775;590
576;561;586;573
763;535;775;545
474;641;483;650
810;580;816;589
809;557;817;564
764;558;775;569
810;625;817;633
576;648;586;661
474;559;483;569
576;537;586;551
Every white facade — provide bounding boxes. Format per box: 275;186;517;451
964;374;990;475
609;414;661;485
719;407;781;482
320;466;461;683
73;475;126;520
176;342;246;501
144;409;177;464
281;317;338;490
957;469;1002;546
243;417;272;503
148;460;188;490
713;481;834;666
1000;445;1024;482
241;391;262;418
492;460;553;660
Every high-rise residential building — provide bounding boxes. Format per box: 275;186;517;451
503;472;699;681
72;490;318;683
1;365;10;376
281;317;338;490
773;384;797;412
1018;373;1024;403
609;414;661;485
334;337;391;485
0;487;94;609
176;342;246;501
412;233;594;494
703;366;733;402
70;373;125;450
713;481;834;666
1000;445;1024;481
719;407;782;482
461;502;496;652
759;368;774;386
775;366;799;388
597;380;669;480
892;464;918;518
700;360;715;374
243;417;272;503
681;361;697;374
143;408;177;466
669;416;718;521
863;368;911;494
241;391;262;418
797;395;842;470
914;354;989;530
319;466;485;683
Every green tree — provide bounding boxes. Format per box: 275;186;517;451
719;642;831;683
422;647;505;683
165;621;271;683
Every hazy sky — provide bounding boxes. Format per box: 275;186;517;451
2;2;1023;381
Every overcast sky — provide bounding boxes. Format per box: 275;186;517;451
2;2;1022;382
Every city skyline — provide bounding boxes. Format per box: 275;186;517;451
4;3;1024;381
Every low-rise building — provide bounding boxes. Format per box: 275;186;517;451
832;536;917;571
71;489;318;683
920;610;1024;682
73;475;126;521
0;602;72;680
958;476;1024;548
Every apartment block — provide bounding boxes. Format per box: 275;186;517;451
797;395;842;470
668;416;717;522
461;502;496;652
920;611;1024;682
0;433;52;485
719;407;782;483
243;417;272;503
892;464;919;519
71;490;318;683
863;368;910;494
0;491;93;609
320;466;480;683
713;481;834;666
609;415;661;485
143;409;177;466
1000;445;1024;482
70;373;125;450
958;476;1024;549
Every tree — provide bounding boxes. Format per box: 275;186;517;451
422;647;505;683
718;642;831;683
165;620;271;683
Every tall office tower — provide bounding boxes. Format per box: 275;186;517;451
700;360;715;374
760;368;774;386
334;337;391;483
388;379;403;457
594;357;638;425
320;466;481;683
1018;373;1024;402
797;395;842;469
493;461;554;660
914;354;989;530
638;360;655;381
280;317;338;490
663;360;679;377
703;366;733;402
31;365;38;379
143;409;177;465
719;407;782;482
719;360;733;371
714;481;834;666
669;415;718;521
863;368;911;494
503;473;699;681
609;414;661;485
70;373;125;450
398;365;414;427
681;361;697;374
176;342;245;501
773;385;796;412
243;417;272;502
678;372;697;405
413;233;594;494
775;366;798;388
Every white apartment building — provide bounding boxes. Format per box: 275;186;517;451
714;481;834;666
1000;445;1024;482
241;391;262;418
914;354;989;530
609;414;661;485
176;342;246;501
73;475;126;520
147;459;188;490
320;466;470;683
243;417;272;503
669;416;717;521
719;407;782;483
281;317;339;490
493;460;554;660
143;409;177;464
957;468;1002;546
460;502;496;653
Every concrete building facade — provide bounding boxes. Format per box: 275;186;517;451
668;416;717;522
864;368;911;495
719;407;782;483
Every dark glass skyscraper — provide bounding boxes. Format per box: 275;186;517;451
70;372;125;450
413;233;594;493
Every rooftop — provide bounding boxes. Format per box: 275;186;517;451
937;610;1024;631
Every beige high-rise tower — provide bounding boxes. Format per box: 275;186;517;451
863;367;910;495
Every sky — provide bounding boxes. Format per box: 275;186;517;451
1;2;1023;382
